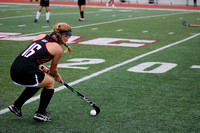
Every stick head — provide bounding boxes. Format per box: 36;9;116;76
93;105;100;115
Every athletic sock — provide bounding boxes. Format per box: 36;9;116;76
80;11;84;18
14;87;40;109
36;11;41;20
46;12;50;21
37;88;54;115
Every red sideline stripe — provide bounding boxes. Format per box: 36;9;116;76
0;0;200;10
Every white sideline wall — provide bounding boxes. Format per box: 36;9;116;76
76;0;199;6
53;0;199;6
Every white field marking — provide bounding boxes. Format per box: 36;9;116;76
191;65;200;68
1;8;36;11
0;5;14;7
168;32;174;34
17;24;26;27
42;26;50;28
116;29;123;31
91;28;98;30
0;32;23;38
118;10;132;12
142;31;148;33
190;33;198;35
0;32;200;115
0;5;64;11
1;36;38;41
0;14;35;20
99;9;113;11
16;11;194;37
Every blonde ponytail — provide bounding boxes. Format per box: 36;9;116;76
64;44;72;54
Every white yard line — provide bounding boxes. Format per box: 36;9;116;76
0;32;200;115
71;12;189;28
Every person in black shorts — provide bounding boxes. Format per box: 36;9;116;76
194;0;197;7
34;0;50;23
8;22;72;122
78;0;86;21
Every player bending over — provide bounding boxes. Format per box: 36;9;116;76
8;22;72;122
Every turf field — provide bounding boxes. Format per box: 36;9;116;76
0;2;200;132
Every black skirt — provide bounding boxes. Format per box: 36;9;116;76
10;57;45;87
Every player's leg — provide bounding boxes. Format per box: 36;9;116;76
33;74;55;121
34;6;43;22
8;70;44;117
78;5;85;21
106;0;110;7
45;6;50;23
8;87;40;116
111;0;115;7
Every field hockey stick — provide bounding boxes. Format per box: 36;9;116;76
62;81;100;115
40;66;100;115
182;21;200;27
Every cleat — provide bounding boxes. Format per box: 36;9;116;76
47;20;49;23
34;19;38;23
33;112;51;122
106;3;109;7
78;18;85;21
8;105;22;117
112;4;115;8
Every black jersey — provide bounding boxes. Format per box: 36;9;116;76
21;35;56;65
10;35;57;86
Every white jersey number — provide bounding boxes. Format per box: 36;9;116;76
21;43;42;58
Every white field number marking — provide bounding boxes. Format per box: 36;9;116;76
57;58;105;69
127;62;177;73
77;38;157;48
0;33;158;48
58;58;199;73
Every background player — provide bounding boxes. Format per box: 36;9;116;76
34;0;50;23
78;0;86;21
106;0;115;8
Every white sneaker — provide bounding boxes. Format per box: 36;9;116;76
8;105;22;117
112;4;115;8
33;112;51;122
